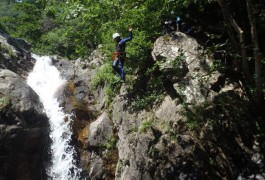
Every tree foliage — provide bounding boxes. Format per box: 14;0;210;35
0;0;213;58
0;0;264;107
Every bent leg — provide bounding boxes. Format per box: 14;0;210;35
112;59;120;74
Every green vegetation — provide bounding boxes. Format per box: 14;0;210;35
91;63;122;112
0;96;11;111
0;43;16;57
0;2;264;179
101;135;117;151
0;0;219;61
116;159;124;174
132;92;164;111
130;61;166;111
138;119;153;133
172;50;186;69
0;0;265;110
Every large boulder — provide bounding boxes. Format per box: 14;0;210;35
81;112;115;179
0;69;48;180
0;31;34;78
111;92;213;180
88;112;113;147
152;32;221;104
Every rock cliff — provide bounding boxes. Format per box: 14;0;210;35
0;31;48;180
53;32;265;179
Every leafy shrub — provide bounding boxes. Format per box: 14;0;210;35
138;120;153;133
101;136;117;151
0;23;8;33
91;62;122;112
132;93;164;111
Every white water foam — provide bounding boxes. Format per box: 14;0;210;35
27;55;82;180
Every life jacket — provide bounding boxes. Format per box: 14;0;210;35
112;51;126;61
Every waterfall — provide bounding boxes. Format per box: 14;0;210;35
27;55;82;180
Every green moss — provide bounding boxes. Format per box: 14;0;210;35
0;96;11;111
132;93;164;111
101;136;117;151
0;42;16;57
138;119;153;133
116;160;124;174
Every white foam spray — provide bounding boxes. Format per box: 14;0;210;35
27;55;82;180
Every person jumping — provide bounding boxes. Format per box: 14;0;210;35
112;27;133;82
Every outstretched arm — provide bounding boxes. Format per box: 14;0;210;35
120;28;133;44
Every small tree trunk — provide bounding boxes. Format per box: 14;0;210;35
217;0;241;70
217;0;252;83
246;0;263;107
229;18;251;83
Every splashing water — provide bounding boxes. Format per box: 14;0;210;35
27;55;82;180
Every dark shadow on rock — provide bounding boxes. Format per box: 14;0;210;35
163;78;183;103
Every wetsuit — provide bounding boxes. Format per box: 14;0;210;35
113;31;133;81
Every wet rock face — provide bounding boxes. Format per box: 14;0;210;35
87;112;113;148
0;32;48;180
51;51;118;179
0;69;48;180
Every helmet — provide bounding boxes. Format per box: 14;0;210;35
112;33;120;39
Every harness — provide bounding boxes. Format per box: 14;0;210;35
112;51;127;61
112;37;129;61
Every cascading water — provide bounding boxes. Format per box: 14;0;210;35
27;55;82;180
